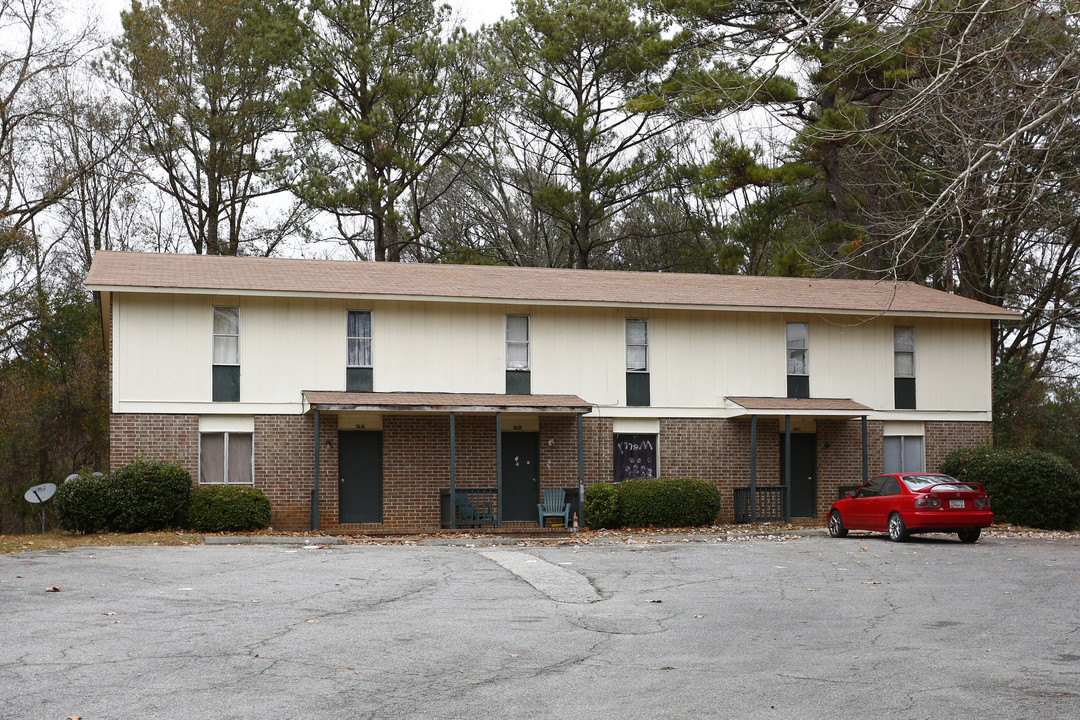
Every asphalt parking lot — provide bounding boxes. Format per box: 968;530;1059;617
1;533;1078;720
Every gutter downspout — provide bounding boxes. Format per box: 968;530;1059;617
312;408;320;531
862;415;869;485
496;411;503;529
784;415;792;523
750;414;758;522
449;411;456;530
577;413;584;528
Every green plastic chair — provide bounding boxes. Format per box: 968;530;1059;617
537;488;571;527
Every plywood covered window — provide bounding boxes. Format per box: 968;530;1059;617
613;433;657;482
200;432;253;484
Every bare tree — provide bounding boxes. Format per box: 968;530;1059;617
1;0;99;349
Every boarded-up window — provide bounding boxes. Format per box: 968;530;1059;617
613;434;657;482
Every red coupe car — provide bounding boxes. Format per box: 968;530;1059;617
828;473;993;543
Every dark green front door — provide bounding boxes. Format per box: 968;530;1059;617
501;432;539;522
780;433;817;518
339;431;382;524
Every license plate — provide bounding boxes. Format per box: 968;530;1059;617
949;499;966;509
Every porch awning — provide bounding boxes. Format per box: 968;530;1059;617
303;391;592;414
727;396;871;418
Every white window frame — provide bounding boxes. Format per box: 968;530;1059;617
894;326;915;378
506;315;530;370
347;310;373;369
626;318;648;372
199;431;254;485
212;306;240;366
786;322;809;376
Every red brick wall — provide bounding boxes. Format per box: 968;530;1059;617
255;413;337;532
109;414;199;477
106;412;995;529
925;420;993;472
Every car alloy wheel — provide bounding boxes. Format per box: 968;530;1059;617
829;510;848;538
887;513;908;542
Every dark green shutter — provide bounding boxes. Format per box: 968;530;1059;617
347;367;373;392
787;375;809;399
894;377;916;409
213;365;240;402
626;372;650;406
506;370;531;395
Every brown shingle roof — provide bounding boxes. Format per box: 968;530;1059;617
303;391;591;413
728;397;872;412
85;251;1018;319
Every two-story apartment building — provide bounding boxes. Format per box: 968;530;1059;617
85;251;1017;532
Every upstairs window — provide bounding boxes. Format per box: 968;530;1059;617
347;310;373;392
212;306;240;402
786;322;809;399
625;319;650;406
505;315;531;395
505;315;531;394
506;315;530;369
894;326;916;409
626;319;648;372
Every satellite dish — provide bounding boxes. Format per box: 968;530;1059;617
91;472;104;477
25;483;57;503
65;473;79;483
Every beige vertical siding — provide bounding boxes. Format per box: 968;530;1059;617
111;292;993;416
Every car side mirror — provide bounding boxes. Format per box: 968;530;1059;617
848;490;857;498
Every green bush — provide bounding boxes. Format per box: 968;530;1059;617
109;460;192;532
585;478;722;529
186;485;271;532
55;472;112;533
584;483;620;529
942;447;1080;530
618;477;722;528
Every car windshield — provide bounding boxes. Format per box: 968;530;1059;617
901;474;975;492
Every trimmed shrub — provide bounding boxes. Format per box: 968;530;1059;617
584;483;620;529
942;447;1080;530
618;477;722;528
55;472;112;533
186;485;271;532
109;460;192;532
585;478;722;529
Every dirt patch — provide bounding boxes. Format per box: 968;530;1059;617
0;530;203;553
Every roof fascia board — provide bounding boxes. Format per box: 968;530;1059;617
85;284;1019;321
310;404;590;413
